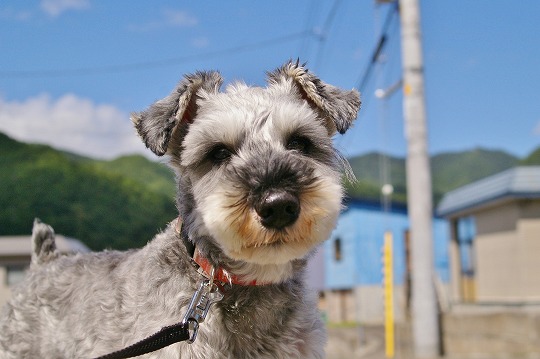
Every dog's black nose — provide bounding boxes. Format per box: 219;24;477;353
256;190;300;229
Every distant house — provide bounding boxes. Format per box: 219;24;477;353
323;198;450;323
437;166;540;304
0;234;89;308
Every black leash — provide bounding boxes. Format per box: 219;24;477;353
92;322;189;359
92;277;223;359
92;220;224;359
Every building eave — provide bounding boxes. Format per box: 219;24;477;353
437;166;540;217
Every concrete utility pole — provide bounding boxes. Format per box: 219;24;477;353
398;0;440;357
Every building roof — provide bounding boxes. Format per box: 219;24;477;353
437;166;540;217
343;197;409;215
0;235;90;257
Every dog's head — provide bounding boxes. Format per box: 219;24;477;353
132;60;360;267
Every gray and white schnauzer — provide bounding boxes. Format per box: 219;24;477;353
0;60;360;359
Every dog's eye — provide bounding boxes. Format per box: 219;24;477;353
286;135;311;154
208;145;233;164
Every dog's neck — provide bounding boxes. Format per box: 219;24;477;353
174;217;271;287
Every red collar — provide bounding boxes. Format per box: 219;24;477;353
192;248;259;286
175;217;262;287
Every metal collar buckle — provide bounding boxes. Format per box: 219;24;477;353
181;279;224;344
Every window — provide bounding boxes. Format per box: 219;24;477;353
456;216;476;277
455;216;477;301
334;237;342;261
6;265;27;286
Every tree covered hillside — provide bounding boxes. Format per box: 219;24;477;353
0;133;176;250
345;147;527;204
521;147;540;165
92;155;175;198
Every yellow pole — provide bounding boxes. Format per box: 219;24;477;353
383;231;395;358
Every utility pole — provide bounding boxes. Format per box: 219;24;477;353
398;0;440;357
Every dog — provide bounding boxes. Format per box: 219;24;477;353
0;60;360;359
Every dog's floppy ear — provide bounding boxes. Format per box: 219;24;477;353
131;71;223;156
267;60;360;135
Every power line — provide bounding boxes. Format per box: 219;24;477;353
356;1;399;92
319;0;343;40
299;0;321;58
314;0;343;71
0;31;313;79
334;1;399;158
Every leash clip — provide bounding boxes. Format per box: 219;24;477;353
181;279;224;344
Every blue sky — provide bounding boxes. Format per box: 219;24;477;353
0;0;539;160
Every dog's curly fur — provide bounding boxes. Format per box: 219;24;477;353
0;60;360;359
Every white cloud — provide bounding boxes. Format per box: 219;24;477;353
40;0;90;17
163;9;198;27
191;36;209;49
128;9;198;32
0;93;153;159
535;121;540;136
0;8;33;21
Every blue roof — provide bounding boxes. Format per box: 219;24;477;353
343;197;408;215
437;166;540;217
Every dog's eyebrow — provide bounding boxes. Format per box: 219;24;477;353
182;129;246;169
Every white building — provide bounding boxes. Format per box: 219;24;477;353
0;234;89;308
438;166;540;303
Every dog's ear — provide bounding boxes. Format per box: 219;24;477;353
267;60;361;135
131;71;223;156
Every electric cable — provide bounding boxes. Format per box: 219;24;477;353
299;0;321;59
0;31;313;79
314;0;343;71
356;1;399;93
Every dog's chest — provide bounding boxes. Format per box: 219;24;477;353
172;287;323;359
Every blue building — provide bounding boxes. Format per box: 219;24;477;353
323;198;450;323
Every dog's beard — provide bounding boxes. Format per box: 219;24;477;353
196;173;342;265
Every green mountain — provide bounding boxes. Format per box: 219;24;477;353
92;155;175;198
0;133;176;251
521;147;540;165
346;147;522;204
345;153;407;203
431;148;519;198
